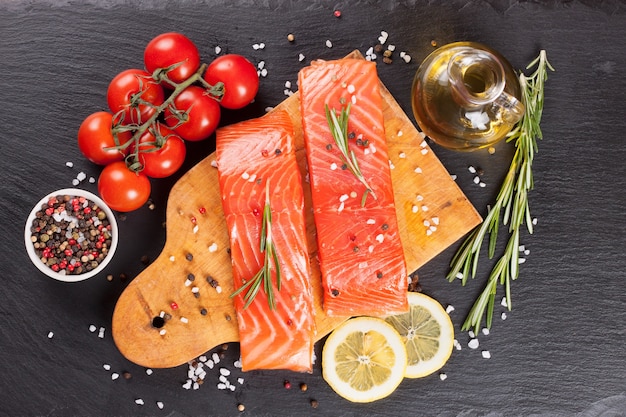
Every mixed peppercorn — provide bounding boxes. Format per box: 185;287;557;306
29;194;113;275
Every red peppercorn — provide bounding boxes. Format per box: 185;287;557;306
283;380;292;389
45;207;54;216
199;207;206;214
68;238;77;246
170;302;179;310
83;207;92;215
261;149;269;157
252;208;261;216
51;264;60;272
191;216;197;224
334;9;341;17
64;249;73;257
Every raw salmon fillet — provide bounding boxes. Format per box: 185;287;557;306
298;58;408;317
216;110;316;372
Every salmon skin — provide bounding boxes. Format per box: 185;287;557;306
216;110;316;372
298;58;409;317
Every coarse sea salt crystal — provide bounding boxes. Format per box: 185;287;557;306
439;373;447;381
257;61;265;70
420;148;428;155
399;152;406;159
135;398;144;406
77;172;86;182
325;39;333;48
501;297;508;307
212;352;220;363
238;377;245;384
388;44;396;51
451;174;457;180
412;205;419;213
330;162;337;170
180;317;189;324
501;312;508;320
182;380;192;389
482;350;491;359
103;363;111;371
65;161;74;168
220;368;231;376
89;325;97;333
468;330;475;338
298;53;305;62
215;46;222;54
414;167;422;174
157;401;164;409
468;338;479;349
482;328;490;336
89;177;96;183
98;327;105;338
446;305;455;314
366;219;376;225
453;339;462;350
339;194;349;202
169;255;175;262
285;80;291;89
146;368;153;375
234;359;242;368
159;329;166;336
208;243;218;252
72;179;80;186
112;373;119;380
455;272;464;280
375;234;384;243
468;165;476;174
192;225;199;234
347;84;355;94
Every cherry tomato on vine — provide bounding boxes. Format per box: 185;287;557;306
144;32;201;86
164;85;220;141
107;69;164;125
98;161;151;212
203;54;259;110
77;112;132;165
131;123;186;178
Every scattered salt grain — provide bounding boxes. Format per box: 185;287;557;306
375;234;384;243
191;286;199;294
351;95;357;104
330;162;337;171
220;368;231;376
135;398;144;406
89;325;97;333
258;61;265;70
439;373;447;381
88;177;96;183
215;286;223;294
455;272;464;280
298;53;305;62
185;279;193;287
414;167;422;174
65;161;74;168
238;377;244;384
501;312;507;320
401;53;412;63
146;368;153;375
422;205;429;212
252;43;265;50
397;130;403;136
453;339;462;350
192;225;199;234
217;383;227;390
420;148;428;155
524;249;530;256
212;352;221;364
112;373;119;380
482;328;490;336
98;327;105;339
366;218;376;225
389;161;395;170
468;338;479;349
412;205;419;213
339;194;349;202
473;176;480;184
260;68;268;77
451;174;457;180
398;152;406;159
532;217;538;225
209;243;218;253
156;401;164;410
180;317;189;324
76;171;86;182
468;330;475;338
103;364;111;371
72;179;79;186
325;39;333;48
241;172;250;180
182;380;192;390
426;229;433;236
518;258;526;264
387;44;396;52
501;297;508;307
445;305;455;314
285;80;292;89
234;359;243;368
431;216;440;225
159;329;166;336
215;46;222;54
468;165;476;174
482;350;492;359
378;31;389;44
479;182;487;188
169;256;175;262
211;159;218;168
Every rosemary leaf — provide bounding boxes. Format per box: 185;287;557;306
448;50;554;334
230;180;282;310
325;104;377;204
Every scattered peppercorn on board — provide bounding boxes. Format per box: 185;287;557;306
112;51;482;369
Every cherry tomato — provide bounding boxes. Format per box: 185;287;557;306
98;161;151;212
164;85;220;141
77;112;132;165
144;32;201;86
107;69;164;125
131;123;186;178
203;54;259;109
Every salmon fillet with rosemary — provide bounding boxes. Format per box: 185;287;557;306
298;58;409;317
216;110;316;372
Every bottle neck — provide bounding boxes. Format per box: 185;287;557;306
447;49;506;107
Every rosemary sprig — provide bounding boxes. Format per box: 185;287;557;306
230;180;282;310
325;104;377;204
446;50;554;334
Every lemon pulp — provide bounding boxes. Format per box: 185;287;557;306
385;292;454;378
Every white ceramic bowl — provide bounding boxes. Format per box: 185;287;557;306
24;188;118;282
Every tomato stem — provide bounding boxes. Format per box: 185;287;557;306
107;62;222;173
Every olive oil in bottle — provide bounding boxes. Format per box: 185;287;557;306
411;42;525;151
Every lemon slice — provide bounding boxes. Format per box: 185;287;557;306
322;316;407;403
385;292;454;378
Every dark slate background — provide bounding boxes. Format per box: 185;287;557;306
1;1;625;416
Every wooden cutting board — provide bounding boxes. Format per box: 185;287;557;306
112;51;482;369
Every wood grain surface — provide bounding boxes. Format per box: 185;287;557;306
112;52;481;368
